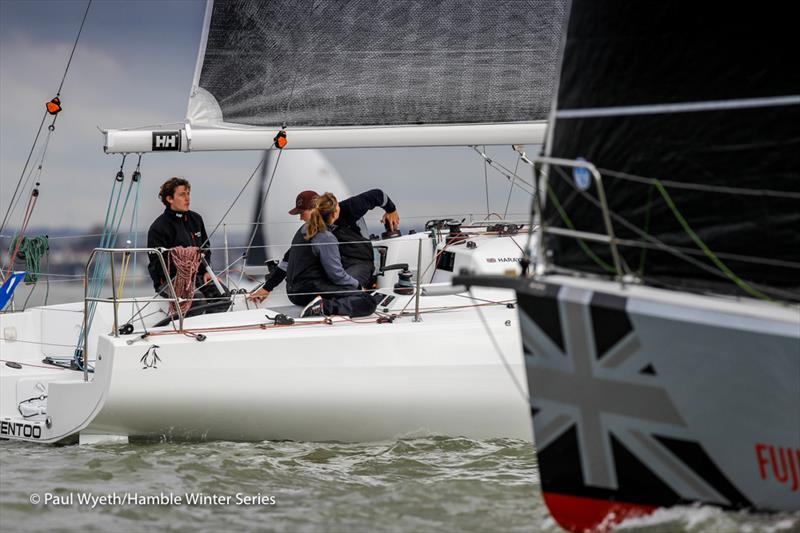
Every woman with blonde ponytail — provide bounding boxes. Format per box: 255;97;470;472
283;193;377;318
303;192;339;241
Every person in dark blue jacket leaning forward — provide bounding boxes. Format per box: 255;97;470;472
282;192;378;318
249;188;399;304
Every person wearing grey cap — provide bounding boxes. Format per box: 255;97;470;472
249;188;400;304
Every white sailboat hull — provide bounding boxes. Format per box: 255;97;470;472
2;228;534;444
91;303;528;442
1;291;530;443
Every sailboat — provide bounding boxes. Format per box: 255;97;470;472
458;1;800;531
0;0;568;444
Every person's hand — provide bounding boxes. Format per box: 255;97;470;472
382;211;400;231
248;287;270;303
203;272;212;285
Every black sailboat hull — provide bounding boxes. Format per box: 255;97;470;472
458;274;800;531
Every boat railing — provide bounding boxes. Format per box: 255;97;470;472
82;247;182;382
518;155;624;283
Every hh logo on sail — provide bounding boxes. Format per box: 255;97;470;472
152;131;181;151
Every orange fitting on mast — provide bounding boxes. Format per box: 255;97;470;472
46;97;62;115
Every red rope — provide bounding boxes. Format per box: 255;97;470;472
168;246;201;315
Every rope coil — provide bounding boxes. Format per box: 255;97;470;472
169;246;201;315
8;235;49;283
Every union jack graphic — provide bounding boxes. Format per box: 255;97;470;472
518;283;751;514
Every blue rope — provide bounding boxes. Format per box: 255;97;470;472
76;156;141;364
86;165;140;327
128;156;142;291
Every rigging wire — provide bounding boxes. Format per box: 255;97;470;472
201;157;267;247
549;165;786;300
0;111;48;239
55;0;93;96
599;166;800;200
469;146;535;196
482;145;490;216
239;150;285;283
503;155;522;218
0;0;93;240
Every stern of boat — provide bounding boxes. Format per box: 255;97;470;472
1;308;113;443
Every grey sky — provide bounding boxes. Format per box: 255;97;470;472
1;0;537;238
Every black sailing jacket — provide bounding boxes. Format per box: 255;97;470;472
146;208;210;290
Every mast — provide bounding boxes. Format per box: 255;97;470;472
244;150;270;267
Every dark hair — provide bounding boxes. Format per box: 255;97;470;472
159;177;190;207
304;192;337;241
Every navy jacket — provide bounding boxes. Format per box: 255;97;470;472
285;224;358;290
263;189;395;291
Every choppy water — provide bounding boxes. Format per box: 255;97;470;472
1;437;798;533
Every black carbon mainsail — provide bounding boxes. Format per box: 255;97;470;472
543;1;800;301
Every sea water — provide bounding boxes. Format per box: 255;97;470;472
3;283;800;532
1;437;798;533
